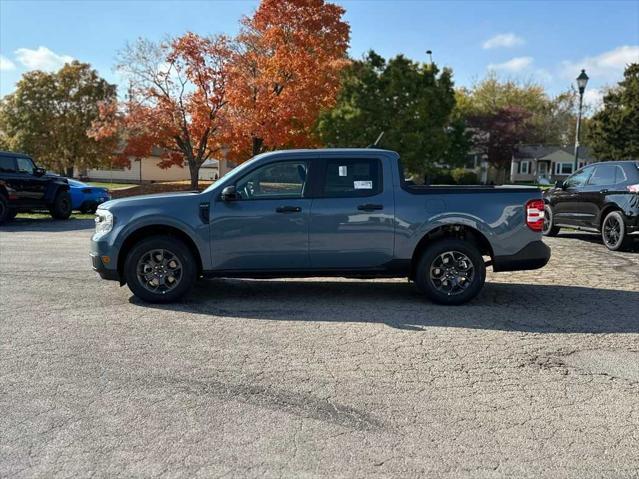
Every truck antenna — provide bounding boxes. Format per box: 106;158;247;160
368;131;384;148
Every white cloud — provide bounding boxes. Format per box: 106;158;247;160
482;33;525;49
0;55;16;71
583;88;604;110
14;46;74;71
561;45;639;81
487;56;534;72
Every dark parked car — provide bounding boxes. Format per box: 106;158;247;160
0;151;72;224
543;160;639;250
91;148;550;305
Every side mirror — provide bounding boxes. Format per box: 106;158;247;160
220;185;239;201
34;167;46;177
555;180;565;189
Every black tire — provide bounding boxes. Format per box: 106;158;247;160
414;238;486;305
7;208;18;220
601;211;630;251
0;195;9;225
124;235;197;303
49;190;72;219
79;201;97;214
542;204;560;237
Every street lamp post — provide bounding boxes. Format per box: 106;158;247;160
573;69;589;172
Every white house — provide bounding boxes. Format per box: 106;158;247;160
510;145;598;184
79;148;222;183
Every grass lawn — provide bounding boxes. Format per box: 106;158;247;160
16;212;95;220
86;181;137;190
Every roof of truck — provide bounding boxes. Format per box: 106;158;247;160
255;148;399;158
0;150;32;158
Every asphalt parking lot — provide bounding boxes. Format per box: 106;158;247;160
1;219;638;478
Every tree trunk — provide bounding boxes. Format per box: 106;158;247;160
65;166;74;178
252;136;264;157
189;161;199;190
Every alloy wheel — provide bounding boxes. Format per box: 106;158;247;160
542;206;552;235
603;215;622;249
136;249;183;294
429;250;475;296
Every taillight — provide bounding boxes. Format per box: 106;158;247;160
526;199;545;231
627;184;639;193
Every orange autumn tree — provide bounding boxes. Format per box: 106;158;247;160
223;0;350;162
93;33;231;188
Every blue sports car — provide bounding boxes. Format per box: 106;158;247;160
67;179;111;213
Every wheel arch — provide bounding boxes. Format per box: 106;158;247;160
117;224;204;282
44;181;70;203
409;224;493;279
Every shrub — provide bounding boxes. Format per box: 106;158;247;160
451;168;478;185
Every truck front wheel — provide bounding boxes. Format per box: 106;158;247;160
124;235;197;303
49;191;72;219
414;238;486;305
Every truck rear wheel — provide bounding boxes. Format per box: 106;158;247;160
414;238;486;305
124;235;197;303
49;191;72;219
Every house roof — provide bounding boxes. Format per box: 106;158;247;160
514;144;597;162
201;159;219;168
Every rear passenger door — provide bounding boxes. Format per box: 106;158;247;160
308;157;395;269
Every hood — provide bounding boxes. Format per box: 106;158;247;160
98;191;200;210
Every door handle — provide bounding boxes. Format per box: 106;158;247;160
357;203;383;211
599;189;608;194
276;206;302;213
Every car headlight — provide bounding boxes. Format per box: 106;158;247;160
94;210;114;235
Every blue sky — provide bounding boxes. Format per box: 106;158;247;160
1;0;638;107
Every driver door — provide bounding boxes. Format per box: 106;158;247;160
210;160;312;271
552;166;593;226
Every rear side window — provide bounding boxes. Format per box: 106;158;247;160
588;164;616;186
614;166;627;184
0;156;16;173
321;158;381;197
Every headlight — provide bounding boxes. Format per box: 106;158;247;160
94;210;114;235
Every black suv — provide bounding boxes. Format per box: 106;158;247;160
543;160;639;250
0;151;72;224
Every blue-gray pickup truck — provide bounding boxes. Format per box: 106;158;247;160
90;149;550;305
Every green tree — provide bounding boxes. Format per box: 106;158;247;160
316;51;470;177
0;61;117;175
587;63;639;160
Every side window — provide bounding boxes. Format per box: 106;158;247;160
565;167;593;188
588;164;616;186
321;158;381;197
16;157;35;174
235;161;307;200
0;157;16;173
614;166;627;184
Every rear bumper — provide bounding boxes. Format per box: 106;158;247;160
492;240;551;272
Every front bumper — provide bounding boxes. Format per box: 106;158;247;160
90;253;120;281
492;240;551;272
